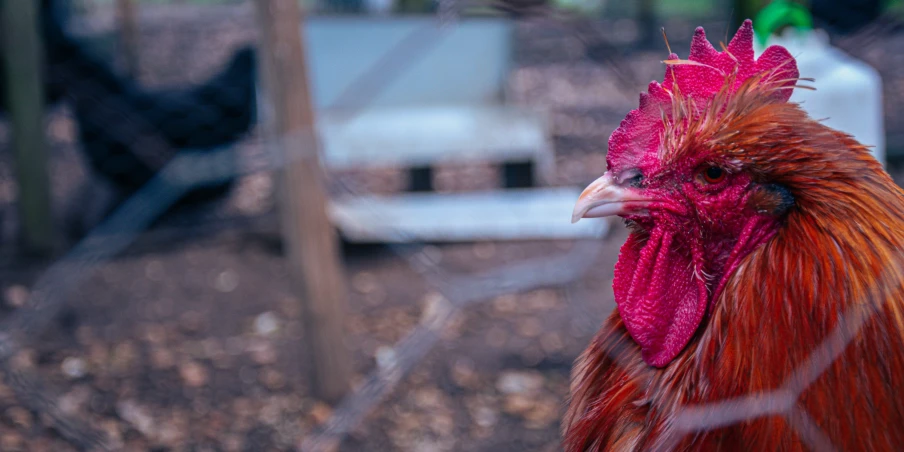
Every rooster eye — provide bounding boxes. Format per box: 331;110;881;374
702;166;726;184
627;173;643;188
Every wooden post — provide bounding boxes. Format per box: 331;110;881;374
2;0;54;254
116;0;140;77
253;0;352;403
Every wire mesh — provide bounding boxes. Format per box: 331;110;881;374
0;0;900;451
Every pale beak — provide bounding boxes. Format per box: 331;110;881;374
571;172;651;223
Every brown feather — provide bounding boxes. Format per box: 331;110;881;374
564;74;904;451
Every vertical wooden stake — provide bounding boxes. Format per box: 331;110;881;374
2;0;54;254
116;0;140;77
254;0;352;403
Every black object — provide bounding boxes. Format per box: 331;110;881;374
810;0;883;35
408;166;434;192
501;161;534;189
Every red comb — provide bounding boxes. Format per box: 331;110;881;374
607;20;799;172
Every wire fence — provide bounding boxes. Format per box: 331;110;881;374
2;1;610;450
0;0;901;451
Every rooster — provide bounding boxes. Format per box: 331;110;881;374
565;20;904;451
39;0;257;237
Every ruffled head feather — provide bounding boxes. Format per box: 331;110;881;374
607;19;800;174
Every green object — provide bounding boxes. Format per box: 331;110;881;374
553;0;606;15
753;0;813;46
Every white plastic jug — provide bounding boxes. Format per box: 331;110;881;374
754;28;885;166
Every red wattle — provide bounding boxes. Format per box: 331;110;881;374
613;227;709;367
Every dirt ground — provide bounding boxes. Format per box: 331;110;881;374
0;230;624;451
0;4;903;451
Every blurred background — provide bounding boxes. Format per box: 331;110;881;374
0;0;900;450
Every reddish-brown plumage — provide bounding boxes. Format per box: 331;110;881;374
565;21;904;451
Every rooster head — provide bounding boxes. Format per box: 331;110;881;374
572;20;802;367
